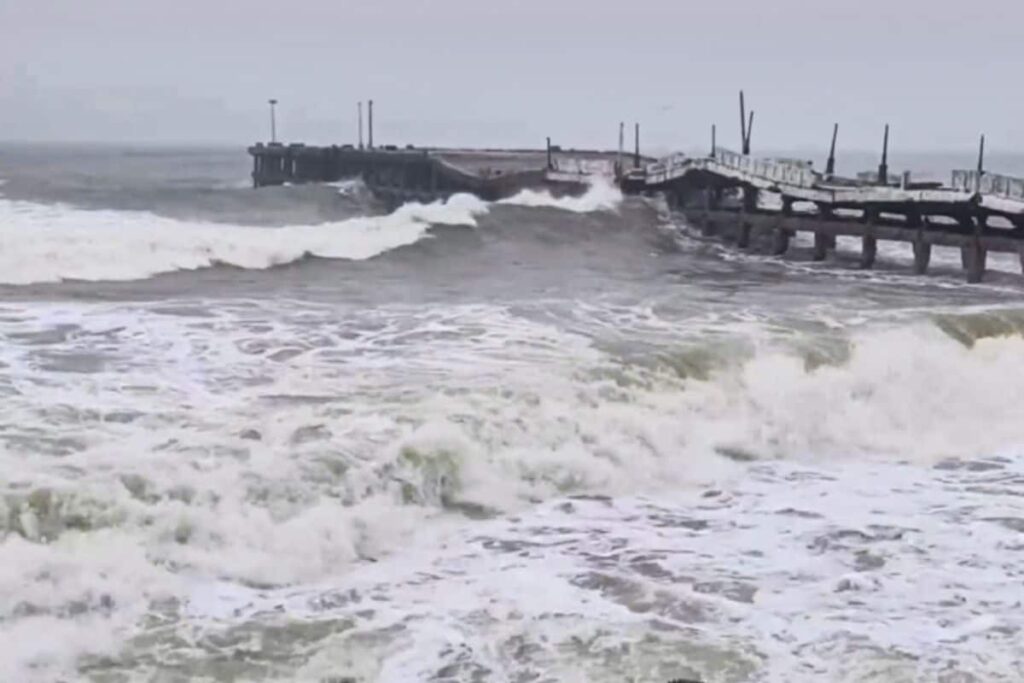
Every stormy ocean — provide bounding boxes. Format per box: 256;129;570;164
1;144;1023;683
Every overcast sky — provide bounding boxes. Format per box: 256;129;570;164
2;0;1021;153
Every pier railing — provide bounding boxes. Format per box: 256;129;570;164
644;152;690;185
712;149;817;188
951;170;1024;200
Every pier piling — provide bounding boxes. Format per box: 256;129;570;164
912;234;932;274
861;235;877;269
813;231;830;261
737;186;756;248
964;239;988;283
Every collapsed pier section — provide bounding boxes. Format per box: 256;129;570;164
641;149;1024;283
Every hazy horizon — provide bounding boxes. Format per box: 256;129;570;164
3;0;1022;153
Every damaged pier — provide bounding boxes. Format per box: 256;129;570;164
640;134;1024;283
247;94;1024;283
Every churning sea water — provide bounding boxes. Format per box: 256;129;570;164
0;145;1022;682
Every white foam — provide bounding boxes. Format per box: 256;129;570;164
0;193;488;284
3;298;1024;679
328;178;363;195
189;453;1024;682
499;175;622;213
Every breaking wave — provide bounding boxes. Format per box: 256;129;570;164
0;177;627;286
2;299;1024;680
499;175;622;212
0;194;489;285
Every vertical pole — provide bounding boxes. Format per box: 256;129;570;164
546;137;553;170
739;90;747;155
617;122;624;178
368;99;374;149
711;124;716;156
976;133;985;192
878;124;889;185
825;123;838;176
268;99;278;143
633;122;640;169
358;102;364;149
745;111;754;155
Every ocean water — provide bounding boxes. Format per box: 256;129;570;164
1;144;1023;683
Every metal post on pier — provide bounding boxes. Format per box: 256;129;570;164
711;124;716;156
268;99;278;143
617;122;625;178
633;122;640;169
877;124;890;185
976;134;985;192
825;123;838;177
358;102;364;149
546;137;553;170
745;110;754;155
368;99;374;149
739;91;747;155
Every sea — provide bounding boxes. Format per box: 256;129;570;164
1;144;1023;683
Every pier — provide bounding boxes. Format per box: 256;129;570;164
630;91;1024;283
642;143;1024;283
248;94;1024;283
248;142;635;205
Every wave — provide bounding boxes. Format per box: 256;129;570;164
391;317;1024;516
498;175;622;213
3;301;1023;680
5;309;1023;583
0;194;489;285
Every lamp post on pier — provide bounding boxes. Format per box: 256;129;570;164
268;99;278;143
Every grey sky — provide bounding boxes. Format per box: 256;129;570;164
2;0;1021;154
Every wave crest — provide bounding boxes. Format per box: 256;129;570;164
499;176;622;213
0;194;489;285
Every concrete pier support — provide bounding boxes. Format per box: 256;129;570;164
737;186;757;248
912;237;931;274
737;220;752;248
701;187;719;236
861;235;877;269
963;239;987;283
771;228;790;255
812;232;830;261
771;198;793;255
